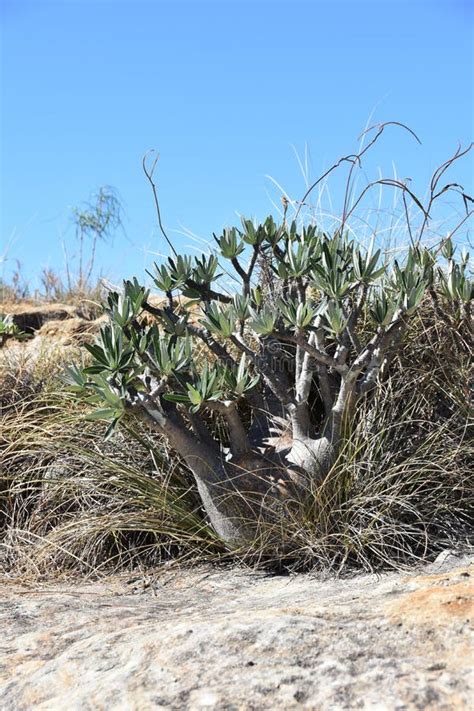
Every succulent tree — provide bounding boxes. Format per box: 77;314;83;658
69;129;473;547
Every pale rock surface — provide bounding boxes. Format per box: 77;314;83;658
0;552;472;710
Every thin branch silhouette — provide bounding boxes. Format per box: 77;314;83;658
143;150;178;257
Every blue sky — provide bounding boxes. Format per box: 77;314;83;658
1;0;473;290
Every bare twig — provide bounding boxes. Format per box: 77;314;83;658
295;121;421;222
418;142;474;242
143;150;178;257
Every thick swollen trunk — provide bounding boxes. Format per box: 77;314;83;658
138;396;303;546
187;452;303;546
286;375;358;483
138;376;356;547
182;427;341;545
287;434;337;482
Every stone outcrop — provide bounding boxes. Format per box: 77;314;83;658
1;305;105;358
6;303;80;334
0;551;472;709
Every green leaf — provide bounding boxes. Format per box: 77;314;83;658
199;303;235;338
215;227;245;260
323;301;347;336
163;392;191;404
441;237;455;260
187;384;202;406
86;408;119;421
248;306;277;336
104;418;120;441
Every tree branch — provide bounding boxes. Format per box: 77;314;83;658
183;280;232;304
229;333;295;407
142;151;178;257
419;142;473;243
313;318;334;415
295;121;421;221
204;400;251;459
247;245;260;285
134;391;226;485
231;256;248;285
271;330;348;374
353;311;406;394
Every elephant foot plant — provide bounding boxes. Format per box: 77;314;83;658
68;126;473;549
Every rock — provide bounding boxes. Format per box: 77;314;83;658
0;311;105;364
0;553;472;709
6;303;80;334
37;316;104;344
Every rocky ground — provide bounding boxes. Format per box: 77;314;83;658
0;551;472;710
1;303;473;709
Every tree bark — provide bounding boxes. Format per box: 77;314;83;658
134;357;364;547
136;394;305;546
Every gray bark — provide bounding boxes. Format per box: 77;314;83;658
135;393;304;546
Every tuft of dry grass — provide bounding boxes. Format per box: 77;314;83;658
1;353;222;576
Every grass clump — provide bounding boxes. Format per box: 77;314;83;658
1;348;222;576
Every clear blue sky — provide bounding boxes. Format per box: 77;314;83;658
1;0;473;290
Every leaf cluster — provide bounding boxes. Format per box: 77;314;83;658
70;215;472;434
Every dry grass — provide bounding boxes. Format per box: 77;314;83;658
1;347;222;577
1;269;106;326
1;299;472;579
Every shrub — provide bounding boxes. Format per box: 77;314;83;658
1;299;471;575
68;126;473;551
0;314;30;347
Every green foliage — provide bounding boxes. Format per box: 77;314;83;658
199;302;235;337
248;305;278;336
215;227;245;260
166;363;223;413
150;263;176;293
71;186;123;292
278;299;321;330
72;186;122;239
70;210;472;435
438;254;473;303
149;256;193;293
105;280;149;328
0;314;31;345
369;293;397;327
192;255;221;285
221;355;260;398
148;329;192;376
323;301;348;336
83;325;136;376
352;247;385;283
